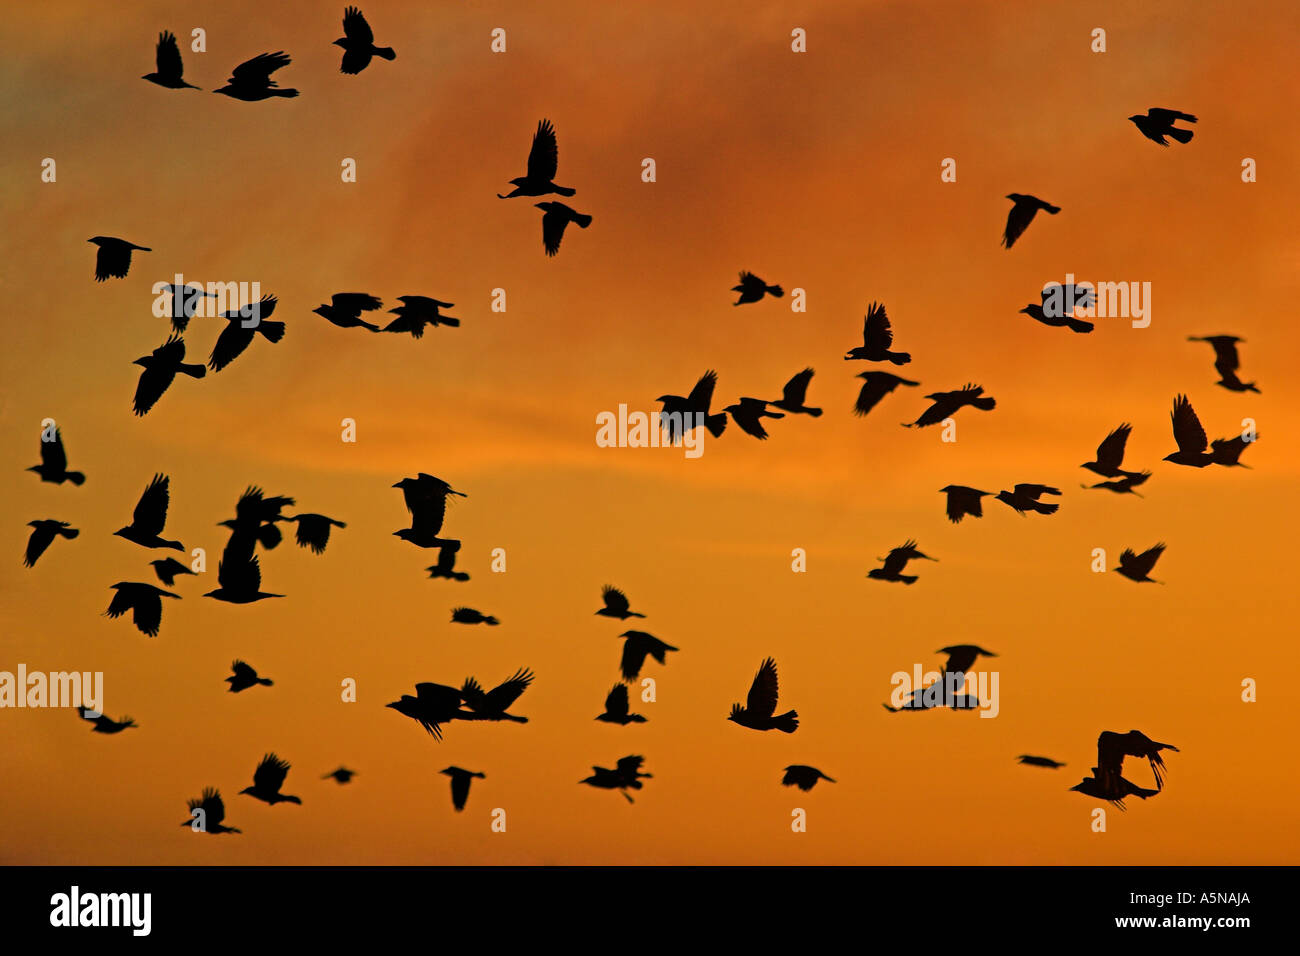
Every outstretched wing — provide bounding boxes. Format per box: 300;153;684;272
253;753;289;792
156;30;184;79
687;369;718;409
43;428;70;472
746;658;780;718
782;368;814;405
231;52;290;87
231;660;256;681
602;585;631;614
1170;395;1207;454
1095;424;1131;471
527;119;560;182
862;302;892;349
132;473;171;535
1131;543;1166;577
342;6;374;43
604;683;629;718
484;668;534;711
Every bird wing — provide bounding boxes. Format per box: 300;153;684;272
231;52;290;86
331;292;382;312
1012;483;1059;498
157;31;184;79
527;118;560;182
450;773;471;810
687;370;718;409
1132;543;1165;576
1171;395;1207;453
540;207;566;255
44;429;69;472
620;638;649;680
1003;201;1034;248
133;473;171;535
208;321;251;371
253;753;289;792
133;588;164;637
231;660;256;681
615;755;645;778
201;788;227;825
604;683;629;717
342;6;374;43
862;302;892;349
1095;424;1131;470
602;585;631;614
746;658;780;718
782;368;814;405
1148;108;1196;123
484;668;534;711
25;524;56;567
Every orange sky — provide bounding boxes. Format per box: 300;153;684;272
1;0;1298;864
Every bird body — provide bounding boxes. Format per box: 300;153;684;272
728;657;798;732
657;370;728;441
133;335;206;415
88;236;150;281
596;683;647;724
845;302;910;363
868;539;936;584
1129;108;1196;146
383;295;461;336
596;585;644;619
181;788;240;834
314;293;382;331
1188;335;1258;393
143;31;199;89
770;368;823;416
226;660;273;693
996;483;1061;516
105;582;180;637
580;755;652;802
441;767;485;811
1019;303;1093;334
732;271;784;305
499;119;575;198
28;428;85;485
333;6;396;74
214;52;298;100
209;296;284;371
782;765;835;790
724;398;784;440
451;607;499;626
78;707;136;734
536;202;592;256
239;753;302;805
1017;755;1065;769
24;520;78;567
1114;543;1165;583
618;630;678;681
939;485;991;524
1002;194;1060;249
115;474;183;549
903;384;995;428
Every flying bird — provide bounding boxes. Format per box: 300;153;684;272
28;428;85;485
24;520;78;567
657;370;728;441
618;631;678;681
209;296;285;372
105;582;180;637
203;555;284;603
939;485;991;524
867;539;936;585
903;384;995;428
239;753;302;805
995;483;1061;516
383;296;460;336
214;52;299;101
88;236;149;281
1163;395;1225;467
1188;335;1258;393
498;119;575;198
143;30;199;89
78;707;136;734
769;368;822;416
333;6;396;74
451;607;498;626
1002;194;1060;249
160;283;218;332
728;657;798;733
1129;108;1196;146
441;767;485;811
322;768;356;784
596;683;647;724
1083;471;1151;496
132;334;206;415
782;766;836;791
393;474;465;547
1018;303;1093;334
536;202;592;256
387;682;464;741
1069;767;1159;810
226;660;273;693
580;755;652;803
724;398;784;440
1098;730;1179;792
281;513;346;554
845;302;911;364
425;540;470;581
938;645;997;677
114;474;183;549
458;668;534;723
181;788;240;834
732;271;784;306
313;293;383;332
596;586;644;620
1113;543;1166;583
1082;424;1143;479
1017;755;1065;769
1210;434;1256;468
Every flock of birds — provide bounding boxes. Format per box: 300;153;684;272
18;9;1257;840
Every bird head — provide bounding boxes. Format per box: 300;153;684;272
1160;452;1179;463
311;305;327;316
87;237;105;246
332;38;347;48
1127;114;1143;124
439;767;456;777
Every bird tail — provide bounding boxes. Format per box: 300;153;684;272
766;285;785;298
887;351;911;365
572;212;593;229
706;413;727;438
629;611;646;618
1168;127;1193;144
484;616;499;626
1066;318;1094;333
272;89;300;98
178;363;207;378
1044;203;1061;215
900;574;918;585
774;711;799;734
259;678;273;686
1033;501;1060;515
440;316;461;327
257;320;286;343
67;471;86;486
971;397;996;411
59;527;80;540
553;185;577;197
359;320;380;332
376;47;397;61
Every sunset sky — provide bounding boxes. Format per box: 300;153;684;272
2;0;1297;865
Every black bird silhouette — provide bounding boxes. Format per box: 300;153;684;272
322;767;356;784
458;668;533;722
426;540;470;581
1017;755;1065;769
333;6;395;74
387;682;464;740
203;555;284;603
314;293;382;332
441;767;485;811
867;539;936;584
226;660;273;693
845;302;911;363
1163;395;1218;467
1188;336;1258;393
219;486;296;559
580;755;652;803
160;283;217;332
88;236;149;281
728;657;798;733
383;296;460;336
732;271;784;306
393;474;465;547
1210;434;1256;468
1098;730;1179;792
498;119;575;198
181;788;241;834
1129;108;1196;146
883;684;984;713
536;201;592;256
281;513;346;554
451;607;498;626
143;30;199;90
724;398;784;440
1114;543;1166;583
1069;767;1158;810
133;334;206;415
1018;303;1093;334
28;427;85;485
939;485;991;524
657;370;728;441
618;630;678;681
114;474;183;549
903;384;996;428
24;520;78;567
1082;424;1143;478
769;368;823;416
938;645;997;677
996;483;1061;516
1002;194;1059;249
596;586;644;619
214;52;298;100
596;683;647;724
240;753;302;805
78;707;136;734
105;582;180;637
209;296;285;371
1084;471;1151;496
150;557;195;585
782;765;835;791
